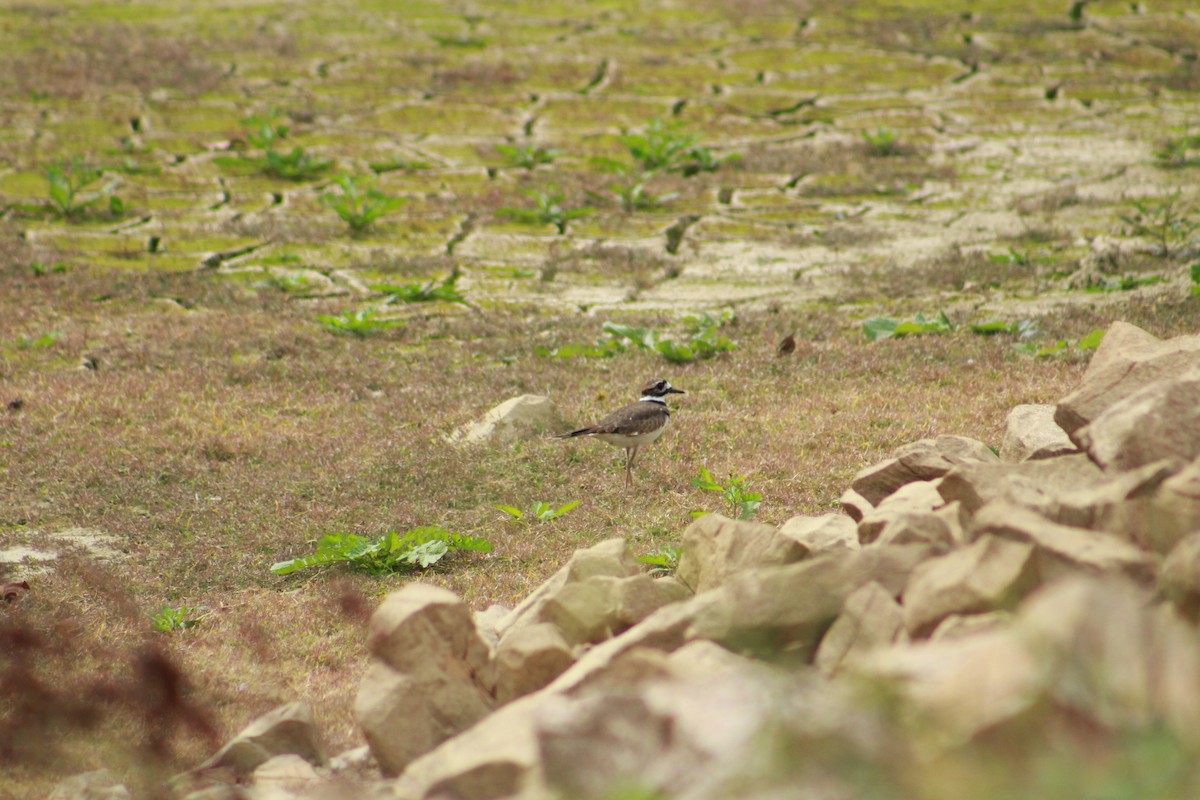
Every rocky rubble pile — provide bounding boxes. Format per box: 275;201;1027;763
64;321;1200;799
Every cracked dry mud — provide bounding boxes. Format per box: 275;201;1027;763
0;0;1197;319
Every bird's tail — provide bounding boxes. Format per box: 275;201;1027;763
556;428;594;439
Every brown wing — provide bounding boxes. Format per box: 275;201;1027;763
558;400;667;437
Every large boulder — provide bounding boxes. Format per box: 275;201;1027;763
857;480;944;544
355;585;495;776
902;535;1038;637
450;394;566;445
675;514;809;594
999;404;1077;462
492;623;576;704
1074;369;1200;472
1055;321;1200;436
538;573;690;646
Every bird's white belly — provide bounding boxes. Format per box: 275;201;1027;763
594;423;667;449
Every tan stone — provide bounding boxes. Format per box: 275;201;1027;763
1000;404;1077;462
968;502;1156;583
675;513;809;594
875;502;964;550
839;487;874;523
450;394;565;444
251;754;322;793
48;770;130;800
938;453;1105;514
814;581;905;676
1074;370;1200;471
493;623;576;705
902;535;1038;637
1160;532;1200;621
858;480;943;544
1055;321;1200;435
778;513;859;553
199;701;326;778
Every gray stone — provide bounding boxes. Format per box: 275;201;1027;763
450;394;566;445
1000;404;1077;462
675;513;809;594
1055;321;1200;435
778;513;860;553
1074;370;1200;472
814;581;905;676
902;535;1038;637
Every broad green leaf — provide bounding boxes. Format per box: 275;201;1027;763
496;505;524;519
862;317;900;341
1078;329;1106;351
970;320;1013;335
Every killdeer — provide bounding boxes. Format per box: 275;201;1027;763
557;378;685;487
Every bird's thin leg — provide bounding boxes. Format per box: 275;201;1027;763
626;446;640;487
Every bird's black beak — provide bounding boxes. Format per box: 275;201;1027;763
667;387;685;394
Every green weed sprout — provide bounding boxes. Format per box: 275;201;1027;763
218;110;332;181
151;605;205;632
496;143;558;170
496;500;581;523
319;174;406;232
862;126;901;156
1120;192;1198;259
1014;329;1105;359
271;527;491;576
316;302;406;337
538;311;737;363
592;181;678;213
369;270;468;305
498;186;592;234
45;159;120;218
618;118;738;176
862;311;954;341
638;546;682;576
691;468;762;520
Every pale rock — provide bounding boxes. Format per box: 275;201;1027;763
1160;532;1200;621
938;453;1105;514
875;502;964;549
493;623;576;705
328;744;374;775
538;578;618;645
390;693;547;800
778;513;860;553
1151;458;1200;554
1041;459;1183;552
902;535;1038;637
495;538;641;641
688;545;931;661
48;770;131;800
450;394;566;445
930;611;1012;641
614;574;692;628
356;585;494;776
814;581;905;676
839;487;874;523
858;480;944;544
968;501;1156;584
850;436;998;506
675;513;809;594
251;754;322;792
1000;404;1077;462
473;603;511;652
1055;321;1200;435
199;701;326;778
1074;370;1200;471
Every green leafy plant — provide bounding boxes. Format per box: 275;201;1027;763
16;330;63;349
592;181;678;213
537;311;737;363
218;110;332;181
498;187;592;234
1120;192;1199;258
262;146;333;181
862;126;901;157
369;155;431;174
638;546;681;576
496;143;558;170
691;468;762;521
45;159;119;218
315;302;406;337
319;174;406;232
1084;274;1166;293
271;527;492;576
863;311;954;341
1191;262;1200;296
1014;328;1105;358
1154;134;1200;169
618;118;738;176
496;500;581;523
969;319;1038;337
151;605;205;632
369;270;468;305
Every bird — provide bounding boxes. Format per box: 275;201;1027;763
556;378;685;488
777;334;796;357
